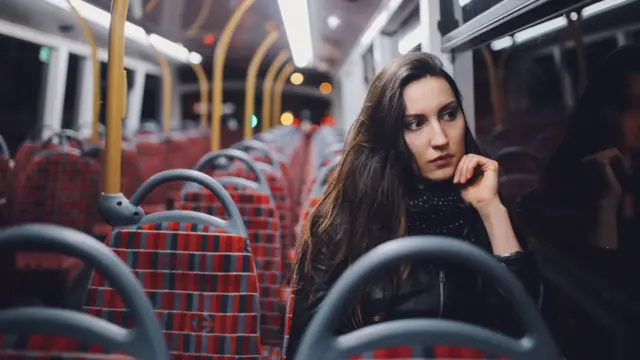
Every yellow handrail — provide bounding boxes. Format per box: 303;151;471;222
261;50;289;130
244;30;280;139
150;44;173;134
67;0;101;144
104;0;129;194
144;0;159;13
191;62;209;130
272;62;295;128
186;0;213;38
211;0;255;151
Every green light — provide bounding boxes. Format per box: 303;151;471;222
39;46;51;63
251;114;258;128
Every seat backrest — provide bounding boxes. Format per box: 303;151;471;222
224;166;294;261
176;188;284;345
0;155;12;226
86;222;262;359
13;148;101;233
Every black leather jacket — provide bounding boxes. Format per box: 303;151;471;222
285;212;541;359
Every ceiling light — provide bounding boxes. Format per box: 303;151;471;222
327;15;341;30
319;82;333;95
513;16;567;43
280;112;294;126
277;0;314;67
189;52;203;65
359;0;404;49
290;72;304;85
582;0;633;17
490;36;514;51
43;0;148;44
149;33;190;62
398;25;423;54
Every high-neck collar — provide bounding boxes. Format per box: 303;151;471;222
411;176;458;195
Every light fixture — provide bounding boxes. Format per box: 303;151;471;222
319;82;333;95
358;0;404;50
398;25;422;54
290;72;304;85
280;112;294;126
582;0;633;17
277;0;313;67
188;52;203;65
149;33;190;62
327;15;341;30
490;36;514;51
489;0;633;52
43;0;199;64
43;0;147;44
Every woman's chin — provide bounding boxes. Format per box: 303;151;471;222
421;167;456;182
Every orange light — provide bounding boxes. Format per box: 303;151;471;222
203;34;216;45
321;116;335;126
319;82;333;95
290;72;304;85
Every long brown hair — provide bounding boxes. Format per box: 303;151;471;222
295;52;481;326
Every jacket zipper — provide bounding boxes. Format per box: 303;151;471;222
438;269;446;317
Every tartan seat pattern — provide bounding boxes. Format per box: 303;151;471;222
82;225;262;359
176;192;284;346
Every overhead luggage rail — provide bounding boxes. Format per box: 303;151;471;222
441;0;589;52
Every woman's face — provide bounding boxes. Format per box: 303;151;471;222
402;76;466;181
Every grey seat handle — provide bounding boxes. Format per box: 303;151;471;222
130;169;247;237
232;139;280;172
194;149;271;195
310;156;340;198
0;224;169;360
295;236;562;360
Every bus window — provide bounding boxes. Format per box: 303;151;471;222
142;74;161;126
450;1;640;359
62;54;80;131
0;34;45;154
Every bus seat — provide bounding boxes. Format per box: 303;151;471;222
0;154;12;227
9;148;99;307
135;137;169;211
224;166;294;268
176;189;284;346
13;148;101;233
86;225;262;359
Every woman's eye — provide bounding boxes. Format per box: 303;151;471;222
441;108;459;121
404;119;424;130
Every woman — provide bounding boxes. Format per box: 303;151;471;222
286;53;540;359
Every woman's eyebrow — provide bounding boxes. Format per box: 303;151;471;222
404;113;427;119
438;101;458;111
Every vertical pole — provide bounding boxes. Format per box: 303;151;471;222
104;0;129;194
211;0;255;150
244;30;280;139
150;45;173;134
272;62;295;127
261;50;289;130
191;62;209;130
67;0;101;144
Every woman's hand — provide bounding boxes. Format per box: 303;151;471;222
454;154;501;212
455;154;522;255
